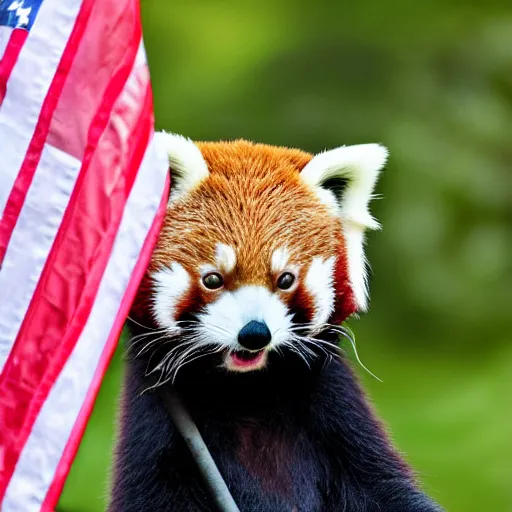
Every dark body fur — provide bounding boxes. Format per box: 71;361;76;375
110;325;442;512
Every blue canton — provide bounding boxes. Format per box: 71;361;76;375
0;0;43;30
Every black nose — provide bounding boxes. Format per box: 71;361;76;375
238;321;272;350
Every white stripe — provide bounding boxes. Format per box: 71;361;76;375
0;26;13;60
2;132;169;511
0;0;83;216
0;143;81;371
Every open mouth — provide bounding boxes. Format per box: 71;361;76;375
227;349;267;372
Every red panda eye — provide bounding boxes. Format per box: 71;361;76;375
202;272;224;290
277;272;295;290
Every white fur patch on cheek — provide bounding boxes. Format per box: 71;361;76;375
305;257;336;326
151;263;190;329
343;226;368;311
215;243;236;273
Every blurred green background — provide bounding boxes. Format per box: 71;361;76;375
58;1;512;511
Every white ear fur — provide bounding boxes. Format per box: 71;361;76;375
157;131;209;202
300;143;388;311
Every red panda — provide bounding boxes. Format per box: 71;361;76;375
110;135;442;512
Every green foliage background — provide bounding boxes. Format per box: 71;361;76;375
58;1;512;510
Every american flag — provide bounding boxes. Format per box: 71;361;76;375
0;0;170;509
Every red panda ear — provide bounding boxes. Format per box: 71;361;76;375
300;144;388;312
157;131;209;202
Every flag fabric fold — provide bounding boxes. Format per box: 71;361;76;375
0;0;170;509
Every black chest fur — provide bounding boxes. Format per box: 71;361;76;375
109;328;442;512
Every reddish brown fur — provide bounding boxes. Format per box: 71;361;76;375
132;140;356;325
332;241;357;324
289;282;315;325
175;283;203;319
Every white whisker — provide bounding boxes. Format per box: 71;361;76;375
127;316;161;331
279;321;382;382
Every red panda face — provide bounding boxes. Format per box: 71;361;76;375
132;136;387;374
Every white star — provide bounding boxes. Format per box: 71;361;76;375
6;1;32;28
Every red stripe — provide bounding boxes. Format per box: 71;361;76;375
0;29;147;504
0;29;28;104
42;173;170;510
46;0;146;160
0;0;96;265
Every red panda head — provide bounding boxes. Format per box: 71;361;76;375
132;134;387;373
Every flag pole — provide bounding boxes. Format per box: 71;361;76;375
163;388;241;512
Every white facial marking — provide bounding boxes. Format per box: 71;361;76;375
305;257;336;327
215;243;237;274
152;263;190;329
199;263;217;276
271;247;290;274
197;285;292;350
